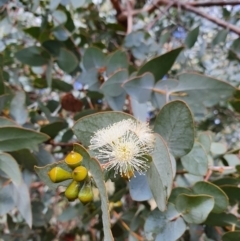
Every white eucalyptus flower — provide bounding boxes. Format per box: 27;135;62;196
89;119;155;178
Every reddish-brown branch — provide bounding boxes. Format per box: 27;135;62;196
119;0;240;36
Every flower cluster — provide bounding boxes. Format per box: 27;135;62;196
89;119;155;178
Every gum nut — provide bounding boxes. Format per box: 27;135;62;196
65;180;80;201
78;183;94;204
48;167;72;183
72;166;88;181
65;151;83;169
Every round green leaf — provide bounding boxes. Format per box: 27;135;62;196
56;48;78;73
101;70;128;97
192;181;228;213
181;142;208;176
197;132;212;153
0;153;22;185
168;187;192;204
83;46;106;71
40;121;68;139
210;142;227;155
176;194;214;224
123;72;155;103
106;50;128;76
222;231;240;241
73;111;136;147
154;100;194;158
220;185;240;205
146;133;173;211
144;203;186;241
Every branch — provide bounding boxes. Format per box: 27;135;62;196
120;0;240;36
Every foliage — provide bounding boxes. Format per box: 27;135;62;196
1;0;240;241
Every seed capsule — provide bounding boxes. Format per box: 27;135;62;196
72;166;88;182
78;182;94;204
65;180;80;201
48;167;72;183
65;151;83;169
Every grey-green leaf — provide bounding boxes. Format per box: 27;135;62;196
144;203;186;241
185;26;200;48
83;47;106;71
176;194;214;224
0;126;49;151
0;153;22;185
222;231;240;241
123;72;155;103
146;133;173;211
154;100;194;158
181;142;208;176
56;48;78;73
192;181;228;213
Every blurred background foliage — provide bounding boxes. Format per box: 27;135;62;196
1;0;240;240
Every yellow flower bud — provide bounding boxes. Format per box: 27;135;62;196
78;182;94;204
48;167;72;183
72;166;88;182
65;151;83;169
65;180;80;202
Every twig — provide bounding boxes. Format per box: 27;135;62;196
112;211;143;241
126;1;133;34
120;1;240;36
146;1;174;31
204;169;212;181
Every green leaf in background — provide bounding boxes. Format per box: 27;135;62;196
192;181;228;213
0;184;15;216
222;231;240;241
176;194;214;224
33;78;73;92
0;67;5;95
9;149;38;171
101;70;128;97
154;100;194;158
105;92;127;111
129;172;152;201
12;181;32;228
56;48;78;73
197;132;212;153
10;91;28;125
123;72;155;103
210;142;227;155
15;46;49;66
0;94;9;113
220;185;240;205
144;203;186;241
73;111;135;147
0;126;49;152
204;212;237;227
212;29;228;46
106;50;128;76
169;73;235;115
168;187;192;204
0;117;17;127
40;121;68;139
0;152;22;185
138;46;184;82
73;143;114;241
146;134;173;211
185;26;200;48
83;46;106;71
181;142;208;176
